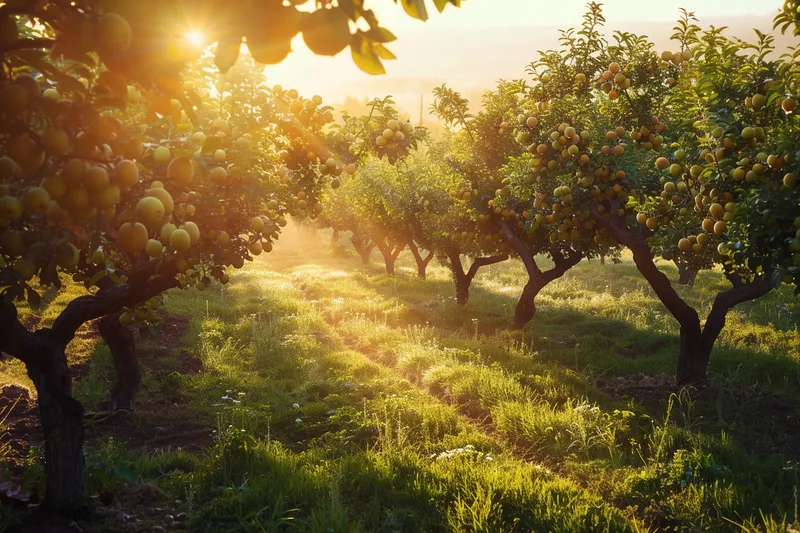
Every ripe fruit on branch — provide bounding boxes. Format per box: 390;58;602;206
302;7;351;57
167;157;195;185
169;228;191;252
97;13;132;58
119;222;149;254
135;197;166;228
154;146;171;164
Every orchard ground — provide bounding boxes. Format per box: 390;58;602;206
1;224;800;532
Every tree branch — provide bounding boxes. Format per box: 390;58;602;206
444;246;465;279
0;299;35;362
500;222;541;277
548;247;582;275
699;275;774;360
590;198;648;248
391;243;404;259
466;253;509;280
50;260;179;346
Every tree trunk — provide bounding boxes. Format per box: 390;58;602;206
676;327;708;387
629;243;773;387
0;263;182;514
98;313;139;411
330;229;340;249
445;247;509;306
407;241;434;279
26;334;85;513
499;222;581;330
445;247;469;305
590;201;775;386
512;253;582;329
376;242;403;276
675;260;699;286
351;235;374;265
359;245;373;265
514;278;542;328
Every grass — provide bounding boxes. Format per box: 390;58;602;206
1;227;799;532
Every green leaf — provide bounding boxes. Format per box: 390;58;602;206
374;43;397;60
364;26;397;43
176;93;199;127
399;0;428;21
89;270;107;288
112;465;138;484
351;35;385;75
433;0;459;13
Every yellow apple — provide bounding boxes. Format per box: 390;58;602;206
119;222;148;254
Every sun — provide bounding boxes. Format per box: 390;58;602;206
185;30;205;47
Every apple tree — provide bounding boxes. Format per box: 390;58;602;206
319;97;426;273
429;85;522;305
596;13;800;385
0;0;462;513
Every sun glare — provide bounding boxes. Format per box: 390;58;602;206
185;30;205;47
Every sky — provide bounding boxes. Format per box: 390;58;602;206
258;0;787;115
365;0;782;29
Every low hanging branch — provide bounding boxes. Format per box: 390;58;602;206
51;260;180;346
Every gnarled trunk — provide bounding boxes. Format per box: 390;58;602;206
514;278;541;328
445;247;508;305
351;235;374;265
376;241;404;275
407;241;434;279
330;229;340;249
98;313;138;411
499;222;581;330
512;252;582;329
26;334;85;513
0;261;181;514
592;208;775;386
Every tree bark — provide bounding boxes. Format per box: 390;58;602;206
98;313;138;411
499;222;581;329
512;250;582;329
445;247;469;305
0;258;180;513
330;229;340;249
26;337;86;514
591;201;773;386
351;234;374;265
675;260;699;286
445;247;508;305
407;241;434;279
376;241;404;275
0;302;86;514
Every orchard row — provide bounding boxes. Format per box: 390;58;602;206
319;5;800;389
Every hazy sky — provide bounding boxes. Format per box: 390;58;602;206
261;0;787;109
366;0;783;29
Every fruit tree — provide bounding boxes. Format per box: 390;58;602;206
0;0;461;513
